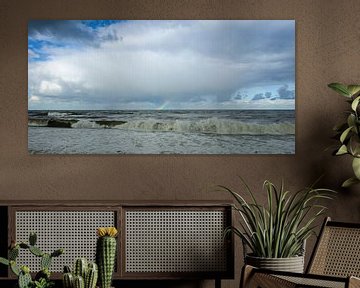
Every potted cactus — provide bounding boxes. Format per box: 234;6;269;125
62;258;98;288
0;232;63;288
96;227;118;288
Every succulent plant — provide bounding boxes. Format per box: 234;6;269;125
96;227;118;288
63;260;98;288
0;232;63;288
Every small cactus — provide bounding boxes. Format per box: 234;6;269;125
63;259;98;288
96;227;118;288
85;263;98;288
62;265;74;288
74;258;88;279
74;275;85;288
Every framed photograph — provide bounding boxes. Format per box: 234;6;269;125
28;20;295;154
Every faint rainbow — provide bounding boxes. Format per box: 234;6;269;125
157;101;170;110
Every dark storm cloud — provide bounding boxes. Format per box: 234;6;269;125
252;93;265;101
278;84;295;99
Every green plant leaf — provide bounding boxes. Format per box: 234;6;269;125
328;83;351;97
351;96;360;111
342;177;360;188
347;85;360;97
336;144;348;155
347;114;356;127
352;157;360;179
340;126;353;143
349;135;360;156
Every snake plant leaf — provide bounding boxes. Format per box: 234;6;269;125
347;85;360;97
336;144;348;155
328;83;351;97
342;177;360;188
340;126;353;143
351;96;360;111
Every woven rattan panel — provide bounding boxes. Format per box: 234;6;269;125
277;275;345;288
15;211;115;272
310;226;360;277
125;210;227;273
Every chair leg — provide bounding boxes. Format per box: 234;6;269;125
240;265;255;288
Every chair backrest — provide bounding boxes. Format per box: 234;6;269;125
307;217;360;277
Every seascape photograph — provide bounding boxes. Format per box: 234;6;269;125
28;20;295;154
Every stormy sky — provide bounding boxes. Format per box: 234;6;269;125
28;20;295;110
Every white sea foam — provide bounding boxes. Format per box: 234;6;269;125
116;118;295;135
72;119;102;129
48;112;71;117
28;119;48;127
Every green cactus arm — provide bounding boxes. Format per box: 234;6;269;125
19;242;30;249
74;258;88;279
8;247;19;260
29;232;37;246
0;257;9;266
41;254;52;270
62;272;74;288
73;275;85;288
18;271;32;288
10;260;20;276
50;248;64;257
29;246;44;257
85;262;98;288
63;265;72;273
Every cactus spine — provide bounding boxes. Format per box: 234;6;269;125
96;227;118;288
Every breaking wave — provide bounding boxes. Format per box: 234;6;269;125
28;118;295;135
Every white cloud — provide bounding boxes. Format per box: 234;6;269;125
28;20;295;110
39;80;63;95
29;95;40;102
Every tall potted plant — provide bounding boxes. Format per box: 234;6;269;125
220;179;334;273
328;83;360;187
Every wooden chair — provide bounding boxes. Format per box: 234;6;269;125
241;217;360;288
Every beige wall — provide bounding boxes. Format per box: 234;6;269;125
1;0;360;287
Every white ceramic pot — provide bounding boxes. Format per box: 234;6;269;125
245;254;305;273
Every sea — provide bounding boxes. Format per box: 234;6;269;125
28;110;295;154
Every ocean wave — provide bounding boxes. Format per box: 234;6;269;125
28;117;295;135
117;118;294;135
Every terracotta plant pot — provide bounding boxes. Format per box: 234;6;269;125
245;254;305;273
